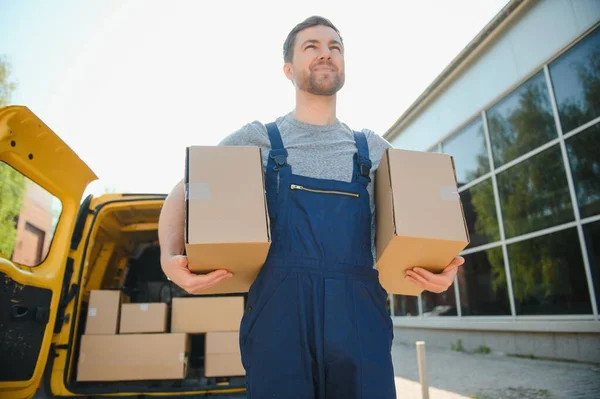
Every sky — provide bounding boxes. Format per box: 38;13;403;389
0;0;509;198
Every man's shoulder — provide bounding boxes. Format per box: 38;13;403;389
347;126;392;151
346;126;393;168
340;123;391;148
218;120;270;147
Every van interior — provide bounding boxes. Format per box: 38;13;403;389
60;196;246;395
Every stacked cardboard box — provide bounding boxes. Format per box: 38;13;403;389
171;296;245;377
77;290;189;382
76;290;245;381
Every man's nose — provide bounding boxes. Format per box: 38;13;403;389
318;48;332;60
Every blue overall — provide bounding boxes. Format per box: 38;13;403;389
239;122;396;398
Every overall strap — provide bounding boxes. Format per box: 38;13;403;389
353;131;372;186
265;122;289;219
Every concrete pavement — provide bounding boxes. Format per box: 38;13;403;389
391;339;600;398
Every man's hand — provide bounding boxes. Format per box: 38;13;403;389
405;256;465;293
162;255;233;294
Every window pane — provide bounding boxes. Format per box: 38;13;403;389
393;295;419;317
422;284;457;317
508;227;592;315
549;26;600;133
582;221;600;312
461;179;500;248
497;145;573;238
0;162;63;267
458;247;511;316
487;71;557;167
566;123;600;218
442;117;490;185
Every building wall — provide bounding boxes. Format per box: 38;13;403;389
393;327;600;364
390;0;600;152
386;0;600;363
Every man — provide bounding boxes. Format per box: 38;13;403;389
159;16;464;399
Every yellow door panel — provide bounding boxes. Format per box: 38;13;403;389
0;105;97;399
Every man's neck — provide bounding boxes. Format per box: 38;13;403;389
292;90;337;126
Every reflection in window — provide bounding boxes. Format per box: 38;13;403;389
0;162;62;266
549;26;600;134
458;247;511;316
582;221;600;312
461;179;500;248
508;227;592;315
422;284;457;317
393;295;419;317
566;123;600;218
496;145;573;238
487;71;557;167
442;116;490;186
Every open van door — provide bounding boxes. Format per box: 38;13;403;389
0;106;97;399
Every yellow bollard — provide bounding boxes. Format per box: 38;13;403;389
416;341;430;399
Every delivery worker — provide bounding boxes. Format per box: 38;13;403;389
158;15;464;399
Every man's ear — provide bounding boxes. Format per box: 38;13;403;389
283;63;294;81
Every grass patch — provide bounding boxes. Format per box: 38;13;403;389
451;339;464;352
474;345;491;354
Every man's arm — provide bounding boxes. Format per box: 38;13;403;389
158;178;232;294
158;178;185;261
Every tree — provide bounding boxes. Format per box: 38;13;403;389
0;55;27;260
0;55;17;108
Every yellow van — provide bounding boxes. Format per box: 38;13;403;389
0;106;247;398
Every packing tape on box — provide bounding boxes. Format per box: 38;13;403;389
440;185;460;201
186;182;211;200
88;308;97;317
140;304;149;311
179;352;185;362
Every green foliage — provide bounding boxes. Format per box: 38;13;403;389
451;338;464;352
0;163;26;258
0;55;25;259
0;55;17;107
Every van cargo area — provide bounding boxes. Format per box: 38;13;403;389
58;195;247;396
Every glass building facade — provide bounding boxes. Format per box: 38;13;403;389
390;24;600;323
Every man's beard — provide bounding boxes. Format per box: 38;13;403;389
298;68;345;96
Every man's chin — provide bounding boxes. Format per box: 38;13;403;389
306;89;337;96
307;82;344;96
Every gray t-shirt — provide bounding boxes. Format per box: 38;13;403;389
218;112;393;266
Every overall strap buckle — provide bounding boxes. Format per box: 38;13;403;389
353;130;372;186
270;149;289;171
359;157;372;180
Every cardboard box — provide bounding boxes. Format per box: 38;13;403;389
76;333;189;381
205;332;245;377
375;148;470;296
185;146;271;295
85;290;127;335
171;296;244;333
119;303;168;334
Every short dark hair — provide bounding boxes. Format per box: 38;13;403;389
283;16;343;63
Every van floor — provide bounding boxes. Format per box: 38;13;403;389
69;244;247;394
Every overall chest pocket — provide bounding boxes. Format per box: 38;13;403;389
284;182;371;264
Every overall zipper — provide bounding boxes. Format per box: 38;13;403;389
290;184;359;198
